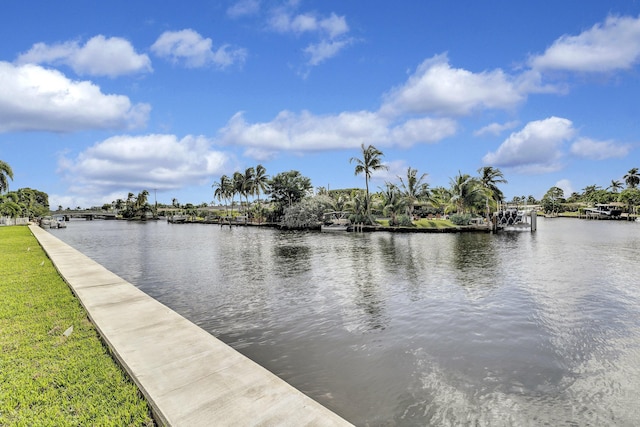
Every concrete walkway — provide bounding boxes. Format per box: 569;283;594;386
29;225;353;427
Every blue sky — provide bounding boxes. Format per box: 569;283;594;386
1;1;639;208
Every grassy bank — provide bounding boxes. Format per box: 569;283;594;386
0;226;154;426
376;218;457;229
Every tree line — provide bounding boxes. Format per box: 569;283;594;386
209;144;511;228
539;167;640;214
209;145;639;228
2;155;638;224
1;160;50;218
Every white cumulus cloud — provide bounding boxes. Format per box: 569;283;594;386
0;62;149;132
570;137;631;160
217;110;456;160
380;53;525;117
151;29;247;68
474;121;520;137
482;117;575;173
59;134;230;195
530;15;640;73
268;7;353;69
304;38;353;66
16;35;152;78
554;179;574;198
269;10;349;38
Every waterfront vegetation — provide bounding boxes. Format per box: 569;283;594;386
0;226;154;426
70;154;640;228
2;153;639;229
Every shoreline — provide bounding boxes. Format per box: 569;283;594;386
27;224;354;426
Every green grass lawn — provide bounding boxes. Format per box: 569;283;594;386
0;226;154;426
376;218;456;229
413;218;456;228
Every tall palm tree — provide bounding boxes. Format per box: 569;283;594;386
624;167;639;189
124;192;135;217
242;167;255;215
0;160;14;194
232;171;244;216
477;166;507;223
398;167;429;218
350;143;388;218
135;190;150;218
253;164;269;203
213;175;233;216
251;165;270;223
608;180;623;193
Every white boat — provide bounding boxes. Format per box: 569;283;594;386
39;216;54;229
53;214;67;228
321;212;351;232
584;204;623;218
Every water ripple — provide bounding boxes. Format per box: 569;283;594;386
50;218;640;426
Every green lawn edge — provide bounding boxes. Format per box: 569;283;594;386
0;226;154;427
376;218;457;229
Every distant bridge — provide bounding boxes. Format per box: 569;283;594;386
52;210;118;220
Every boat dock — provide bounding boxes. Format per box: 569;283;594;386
28;225;352;427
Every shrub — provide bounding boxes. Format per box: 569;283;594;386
280;196;332;229
397;214;415;227
449;213;472;225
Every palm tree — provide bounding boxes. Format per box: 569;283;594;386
329;192;349;213
346;190;372;224
251;165;270;224
380;183;406;226
624;167;639;189
398;167;429;218
429;186;452;213
124;192;135;218
231;168;255;219
350;143;388;218
242;167;255;217
608;180;623;193
581;185;601;204
135;190;150;218
477;167;507;223
0;196;21;218
231;171;244;216
1;160;14;194
213;175;233;217
477;166;507;204
448;172;482;214
253;164;269;203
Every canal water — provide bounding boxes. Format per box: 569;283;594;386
49;218;640;426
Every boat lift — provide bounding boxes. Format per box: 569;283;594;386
493;208;537;232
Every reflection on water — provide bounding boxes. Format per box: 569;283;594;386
50;218;640;426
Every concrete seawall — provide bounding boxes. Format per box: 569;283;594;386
29;225;353;427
